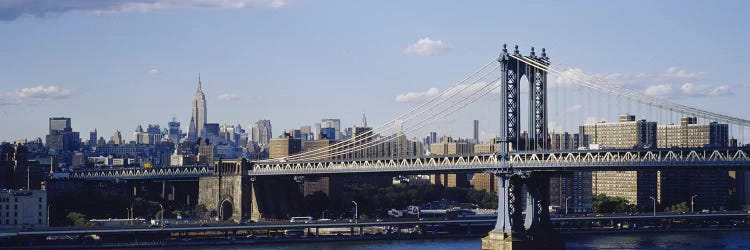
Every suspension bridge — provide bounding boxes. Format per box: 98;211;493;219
62;44;750;249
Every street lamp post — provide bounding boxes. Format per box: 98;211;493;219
351;201;358;223
691;195;699;213
47;204;51;228
158;203;164;229
649;196;656;216
565;196;572;215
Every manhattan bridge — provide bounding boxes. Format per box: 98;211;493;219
68;44;750;249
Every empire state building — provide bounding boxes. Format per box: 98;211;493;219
188;76;207;142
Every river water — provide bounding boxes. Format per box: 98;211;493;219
133;231;750;249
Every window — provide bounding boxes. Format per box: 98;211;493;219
39;198;42;202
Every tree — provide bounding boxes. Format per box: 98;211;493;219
666;202;689;213
66;212;88;227
193;204;208;220
592;194;636;213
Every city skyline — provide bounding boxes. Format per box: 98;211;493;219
2;1;750;143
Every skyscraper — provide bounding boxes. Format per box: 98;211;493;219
45;117;80;154
189;76;207;141
48;117;71;134
168;117;181;142
321;119;341;140
251;120;273;148
88;129;97;148
313;123;321;140
473;120;479;143
112;130;123;145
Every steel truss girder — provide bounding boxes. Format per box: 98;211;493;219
248;148;750;175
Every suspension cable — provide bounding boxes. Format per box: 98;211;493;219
262;59;497;162
278;65;501;162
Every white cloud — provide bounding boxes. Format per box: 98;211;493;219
548;68;586;89
395;87;440;103
148;68;160;74
395;81;502;104
0;0;288;21
552;66;728;99
218;93;240;101
605;66;706;87
0;85;72;105
552;66;707;89
679;82;730;97
403;37;447;57
644;84;673;96
663;66;706;81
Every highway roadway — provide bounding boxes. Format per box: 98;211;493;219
0;211;746;237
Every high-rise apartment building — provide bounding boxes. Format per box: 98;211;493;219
580;114;658;207
658;117;728;148
472;141;500;193
429;138;473;188
580;114;657;149
269;133;301;159
657;117;730;210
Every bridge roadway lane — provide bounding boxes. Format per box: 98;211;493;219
7;211;750;237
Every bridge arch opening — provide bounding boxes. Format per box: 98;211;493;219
220;199;233;221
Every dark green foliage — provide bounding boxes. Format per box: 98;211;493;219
66;212;88;227
592;194;636;213
665;202;689;213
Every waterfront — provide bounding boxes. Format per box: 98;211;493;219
125;231;750;250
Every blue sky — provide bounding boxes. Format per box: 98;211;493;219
1;0;749;142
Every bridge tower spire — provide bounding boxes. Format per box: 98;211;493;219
483;44;562;250
497;44;550;151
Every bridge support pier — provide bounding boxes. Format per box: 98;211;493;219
482;172;563;250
